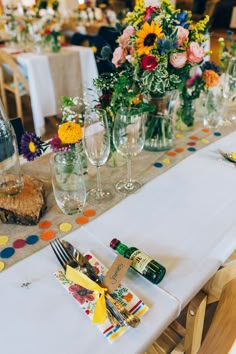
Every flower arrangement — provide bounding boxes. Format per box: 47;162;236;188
21;97;84;162
175;60;221;129
94;0;212;149
108;0;210;99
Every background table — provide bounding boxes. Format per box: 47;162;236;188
17;46;98;136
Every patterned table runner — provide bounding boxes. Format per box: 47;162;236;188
0;122;235;270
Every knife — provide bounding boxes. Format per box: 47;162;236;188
61;240;141;328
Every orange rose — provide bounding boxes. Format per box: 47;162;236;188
203;69;220;88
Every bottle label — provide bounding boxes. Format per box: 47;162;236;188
129;250;152;274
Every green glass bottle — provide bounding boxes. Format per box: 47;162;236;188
110;238;166;285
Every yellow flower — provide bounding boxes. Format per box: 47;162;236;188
58;122;83;144
29;141;36;153
136;21;163;56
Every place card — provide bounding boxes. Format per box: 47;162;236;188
103;254;132;293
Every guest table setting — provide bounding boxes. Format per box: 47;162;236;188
1;115;236;354
1;0;236;353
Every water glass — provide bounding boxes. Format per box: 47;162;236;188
50;151;86;215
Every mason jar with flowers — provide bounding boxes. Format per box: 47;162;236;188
95;0;211;151
21;96;86;169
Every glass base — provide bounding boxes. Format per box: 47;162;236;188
115;179;142;194
144;139;173;152
87;188;113;204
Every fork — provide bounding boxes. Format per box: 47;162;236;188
50;239;140;328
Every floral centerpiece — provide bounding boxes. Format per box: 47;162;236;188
94;0;212;150
21;97;84;162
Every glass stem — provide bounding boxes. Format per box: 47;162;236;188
126;157;133;188
96;166;102;196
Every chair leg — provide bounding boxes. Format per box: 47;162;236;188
14;83;23;126
184;291;207;354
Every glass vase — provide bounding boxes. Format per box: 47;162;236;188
144;90;178;152
175;96;195;131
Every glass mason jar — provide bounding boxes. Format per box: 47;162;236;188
50;150;86;215
144;90;178;151
175;96;195;131
0;99;24;196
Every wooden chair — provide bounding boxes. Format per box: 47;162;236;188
0;50;30;126
146;255;236;354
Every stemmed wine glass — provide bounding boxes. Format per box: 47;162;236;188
113;108;146;194
83;107;112;203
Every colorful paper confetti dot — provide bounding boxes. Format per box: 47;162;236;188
41;230;55;241
59;223;72;232
201;138;209;144
187;142;196;146
188;147;196;152
154;162;163;168
13;239;26;249
26;235;39;245
166;151;176;157
1;247;15;259
83;209;96;217
175;133;184;139
175;148;184;153
214;132;221;136
0;261;5;271
39;220;52;229
0;235;9;246
189;136;199;140
76;216;89;225
162;158;170;165
202;128;210;133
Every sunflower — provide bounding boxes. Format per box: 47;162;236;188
136;21;164;56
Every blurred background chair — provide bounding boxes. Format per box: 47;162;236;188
0;50;30;126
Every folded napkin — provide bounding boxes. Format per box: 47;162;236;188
54;252;149;343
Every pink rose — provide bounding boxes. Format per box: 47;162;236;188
176;26;189;46
112;47;127;67
187;42;205;65
141;55;158;70
119;25;135;48
170;52;187;68
123;25;135;38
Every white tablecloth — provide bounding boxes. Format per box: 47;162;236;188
1;130;236;354
17;46;98;136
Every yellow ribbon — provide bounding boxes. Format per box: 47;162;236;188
66;265;107;324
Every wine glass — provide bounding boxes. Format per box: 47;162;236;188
113;108;146;194
83;108;112;203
